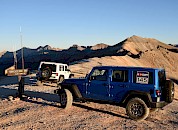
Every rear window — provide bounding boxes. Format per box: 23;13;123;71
59;65;64;71
41;64;56;72
112;70;128;82
133;71;153;84
158;70;166;86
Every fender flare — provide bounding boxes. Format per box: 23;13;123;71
122;90;152;107
60;84;83;99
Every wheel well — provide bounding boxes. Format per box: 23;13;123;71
58;75;65;80
69;74;74;78
60;84;82;99
122;93;151;108
59;75;64;78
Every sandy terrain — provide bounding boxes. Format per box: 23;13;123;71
0;75;178;130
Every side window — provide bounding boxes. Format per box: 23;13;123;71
59;65;64;71
133;71;153;84
112;70;128;82
90;69;108;81
158;70;166;86
65;66;68;71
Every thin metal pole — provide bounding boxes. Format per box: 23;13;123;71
13;48;17;69
20;26;24;72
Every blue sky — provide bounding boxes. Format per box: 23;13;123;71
0;0;178;51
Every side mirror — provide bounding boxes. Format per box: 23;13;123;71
66;69;70;71
87;75;92;81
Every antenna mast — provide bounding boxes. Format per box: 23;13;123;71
20;26;24;72
13;46;17;69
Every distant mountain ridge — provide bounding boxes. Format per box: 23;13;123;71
0;51;7;58
0;35;178;76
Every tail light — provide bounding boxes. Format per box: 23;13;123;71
56;73;58;76
156;90;161;96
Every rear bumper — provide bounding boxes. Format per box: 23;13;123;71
150;101;169;108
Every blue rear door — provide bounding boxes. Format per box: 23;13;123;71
110;69;130;102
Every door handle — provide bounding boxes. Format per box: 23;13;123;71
103;83;108;86
120;85;125;87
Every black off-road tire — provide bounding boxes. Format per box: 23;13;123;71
126;98;150;121
59;89;73;109
165;80;174;103
41;67;52;80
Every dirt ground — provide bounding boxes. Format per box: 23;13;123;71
0;76;178;130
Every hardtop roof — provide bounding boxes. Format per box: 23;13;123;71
93;66;164;71
40;61;68;66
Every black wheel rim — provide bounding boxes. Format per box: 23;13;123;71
42;70;50;78
171;84;174;99
60;93;67;106
130;103;144;117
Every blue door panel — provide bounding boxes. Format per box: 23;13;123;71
110;82;129;102
87;80;110;100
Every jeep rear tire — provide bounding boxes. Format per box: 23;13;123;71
41;67;52;80
60;89;73;109
126;98;149;121
165;80;174;103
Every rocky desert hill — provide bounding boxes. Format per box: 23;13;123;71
0;35;178;80
0;51;7;58
69;36;178;79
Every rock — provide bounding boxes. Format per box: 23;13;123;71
37;98;43;102
32;97;37;101
14;97;20;101
8;96;14;101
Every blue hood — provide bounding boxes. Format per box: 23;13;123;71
61;78;86;85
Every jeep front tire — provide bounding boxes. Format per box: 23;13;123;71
126;97;149;121
59;89;73;109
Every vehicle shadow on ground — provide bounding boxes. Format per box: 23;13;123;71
73;103;129;119
0;87;61;107
22;90;63;108
0;87;129;119
0;87;18;97
0;76;19;86
0;76;36;86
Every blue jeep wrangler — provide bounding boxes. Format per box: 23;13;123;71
55;66;174;121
